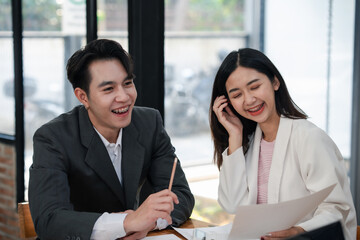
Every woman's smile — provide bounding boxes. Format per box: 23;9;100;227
247;103;265;116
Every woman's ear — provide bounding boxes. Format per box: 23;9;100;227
74;88;89;109
273;77;280;91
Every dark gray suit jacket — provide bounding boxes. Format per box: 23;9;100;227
29;105;194;240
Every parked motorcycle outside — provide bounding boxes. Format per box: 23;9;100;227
164;50;227;137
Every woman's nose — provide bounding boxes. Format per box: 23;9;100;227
244;92;255;105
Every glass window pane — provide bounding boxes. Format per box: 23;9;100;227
264;0;355;168
165;0;246;225
23;0;86;199
0;0;14;135
98;0;128;51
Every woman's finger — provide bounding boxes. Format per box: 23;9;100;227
213;96;227;110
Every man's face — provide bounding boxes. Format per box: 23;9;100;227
77;59;137;142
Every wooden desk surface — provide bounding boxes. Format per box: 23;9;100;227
147;218;215;239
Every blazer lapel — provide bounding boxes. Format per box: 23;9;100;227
267;116;292;203
122;122;145;210
79;107;126;207
247;125;262;203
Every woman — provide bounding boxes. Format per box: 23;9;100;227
210;48;356;240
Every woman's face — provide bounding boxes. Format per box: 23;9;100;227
225;66;280;127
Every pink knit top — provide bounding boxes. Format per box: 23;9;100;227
257;138;275;204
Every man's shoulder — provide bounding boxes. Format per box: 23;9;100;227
36;105;84;135
130;107;163;132
132;106;160;121
132;106;159;115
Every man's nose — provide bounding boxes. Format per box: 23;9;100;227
115;87;129;102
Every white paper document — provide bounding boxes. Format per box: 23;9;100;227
228;184;336;239
142;234;182;240
172;223;232;240
172;184;335;240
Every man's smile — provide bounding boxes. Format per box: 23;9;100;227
112;106;130;114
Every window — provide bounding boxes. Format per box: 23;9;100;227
0;0;14;135
264;0;355;167
21;0;130;200
164;0;248;224
98;0;128;50
22;0;86;199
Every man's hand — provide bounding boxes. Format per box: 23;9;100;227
120;225;154;240
261;226;305;240
123;189;179;235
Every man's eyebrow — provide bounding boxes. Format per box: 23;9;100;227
97;81;114;88
97;74;134;88
228;79;260;94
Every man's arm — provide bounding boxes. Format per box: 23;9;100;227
148;111;195;226
91;189;179;240
29;127;101;239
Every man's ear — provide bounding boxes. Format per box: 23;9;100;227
74;88;89;109
273;77;280;91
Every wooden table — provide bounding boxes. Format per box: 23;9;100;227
146;218;215;239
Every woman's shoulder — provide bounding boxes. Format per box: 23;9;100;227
288;118;322;133
288;118;333;145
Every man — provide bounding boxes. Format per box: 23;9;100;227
29;39;194;240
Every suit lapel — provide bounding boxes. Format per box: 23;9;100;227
267;117;292;203
122;122;145;209
78;107;126;207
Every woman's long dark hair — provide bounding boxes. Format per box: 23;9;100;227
209;48;307;169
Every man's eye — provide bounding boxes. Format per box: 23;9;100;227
251;85;260;90
104;87;113;91
124;80;133;86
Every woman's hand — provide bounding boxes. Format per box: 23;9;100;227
213;95;243;154
261;226;305;240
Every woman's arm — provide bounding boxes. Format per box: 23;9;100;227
295;125;356;239
218;147;253;213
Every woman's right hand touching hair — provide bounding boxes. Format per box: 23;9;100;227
213;95;243;155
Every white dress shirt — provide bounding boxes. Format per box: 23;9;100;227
90;128;168;240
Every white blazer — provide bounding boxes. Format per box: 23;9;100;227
218;117;357;240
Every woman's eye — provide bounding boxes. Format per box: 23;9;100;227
233;93;242;98
251;85;260;90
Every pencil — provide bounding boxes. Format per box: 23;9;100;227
168;157;178;191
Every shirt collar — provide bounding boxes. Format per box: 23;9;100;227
94;127;122;148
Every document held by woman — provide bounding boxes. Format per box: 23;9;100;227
228;183;336;239
173;184;335;240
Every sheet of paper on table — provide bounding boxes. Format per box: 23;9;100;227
173;184;335;240
142;234;182;240
173;223;232;240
